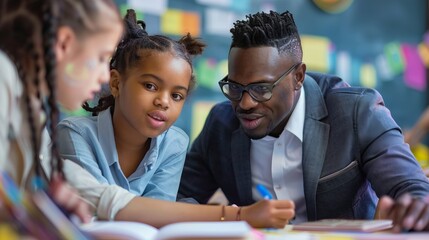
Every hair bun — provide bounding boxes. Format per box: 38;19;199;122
124;9;148;39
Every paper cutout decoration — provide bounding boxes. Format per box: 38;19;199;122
183;12;201;36
216;60;229;81
375;55;394;81
191;102;216;142
196;0;230;7
196;58;218;89
411;144;429;168
401;44;426;91
119;4;144;19
336;51;351;83
205;8;236;36
360;63;377;88
129;0;167;15
313;0;354;14
384;42;404;76
301;35;331;73
161;9;183;35
418;43;429;68
161;9;201;36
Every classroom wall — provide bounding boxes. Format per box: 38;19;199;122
109;0;428;142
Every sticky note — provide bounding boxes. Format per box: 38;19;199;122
161;9;183;35
301;35;331;72
402;44;426;91
384;42;404;76
191;102;216;142
183;12;201;36
360;63;377;88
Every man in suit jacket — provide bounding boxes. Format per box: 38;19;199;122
179;10;429;232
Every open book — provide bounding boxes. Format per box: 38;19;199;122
80;220;252;240
292;219;393;232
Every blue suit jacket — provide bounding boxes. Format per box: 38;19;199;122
179;72;429;220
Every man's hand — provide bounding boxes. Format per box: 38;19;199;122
377;194;429;232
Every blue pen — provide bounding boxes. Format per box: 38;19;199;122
256;184;273;200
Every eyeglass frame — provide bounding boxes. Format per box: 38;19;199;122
218;62;302;102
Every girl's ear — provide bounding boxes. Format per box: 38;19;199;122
110;69;121;97
55;26;76;62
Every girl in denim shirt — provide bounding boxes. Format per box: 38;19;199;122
56;9;201;202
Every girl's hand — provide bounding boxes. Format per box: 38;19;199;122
49;174;92;223
241;199;295;228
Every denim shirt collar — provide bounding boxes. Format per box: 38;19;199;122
97;107;165;176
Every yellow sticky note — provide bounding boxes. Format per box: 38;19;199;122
411;143;429;168
301;35;331;72
418;43;429;67
183;12;201;36
191;102;216;142
161;9;183;35
360;63;377;88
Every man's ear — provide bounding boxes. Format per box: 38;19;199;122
55;26;76;62
110;69;121;97
294;63;306;89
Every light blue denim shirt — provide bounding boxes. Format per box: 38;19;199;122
56;107;189;201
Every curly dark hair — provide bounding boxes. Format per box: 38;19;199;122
83;9;206;116
230;10;302;62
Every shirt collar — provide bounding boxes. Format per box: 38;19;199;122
284;87;305;142
97;107;163;166
98;107;118;166
251;87;306;143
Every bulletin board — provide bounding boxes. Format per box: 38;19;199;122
113;0;428;141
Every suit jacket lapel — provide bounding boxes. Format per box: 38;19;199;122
302;76;330;220
231;129;254;205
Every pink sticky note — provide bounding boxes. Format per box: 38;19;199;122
401;44;426;91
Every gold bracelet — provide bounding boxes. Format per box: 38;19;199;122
220;205;225;221
236;207;242;221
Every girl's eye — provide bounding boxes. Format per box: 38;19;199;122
144;83;157;91
172;93;184;102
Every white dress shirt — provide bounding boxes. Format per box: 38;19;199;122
250;88;308;223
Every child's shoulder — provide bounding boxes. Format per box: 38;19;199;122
57;115;97;132
0;50;21;96
163;126;189;145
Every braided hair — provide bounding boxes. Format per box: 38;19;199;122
0;0;120;183
230;11;303;62
83;9;206;116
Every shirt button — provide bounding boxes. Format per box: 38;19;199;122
277;143;282;146
275;185;281;189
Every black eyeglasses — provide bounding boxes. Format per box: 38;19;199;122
218;62;301;102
